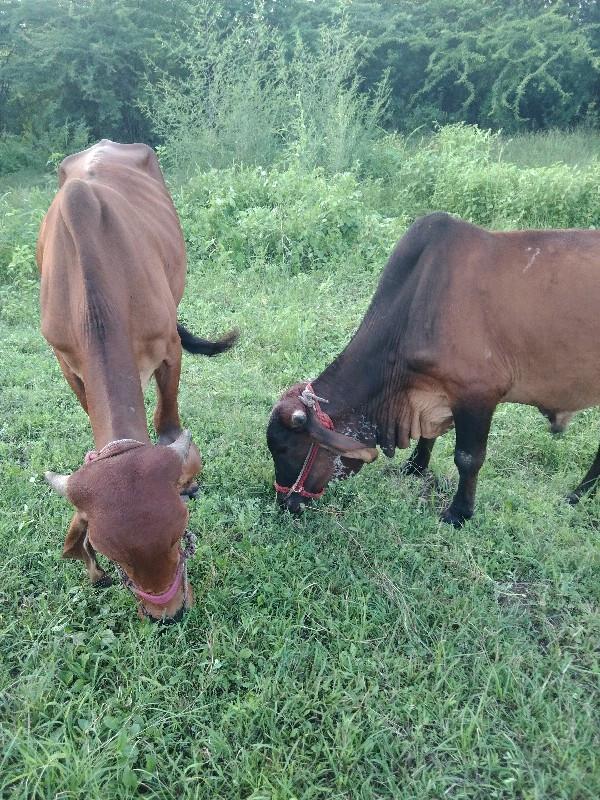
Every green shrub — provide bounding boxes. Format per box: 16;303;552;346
0;184;52;290
0;122;89;178
375;124;600;229
174;165;399;274
147;6;388;177
0;134;44;176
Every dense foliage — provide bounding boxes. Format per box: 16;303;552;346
1;0;600;173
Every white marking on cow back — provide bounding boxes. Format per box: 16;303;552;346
523;247;540;273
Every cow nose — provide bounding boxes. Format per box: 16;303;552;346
280;494;305;514
140;603;187;625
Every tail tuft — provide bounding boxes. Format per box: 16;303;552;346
177;322;238;356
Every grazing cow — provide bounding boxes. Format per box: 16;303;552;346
267;211;600;525
38;140;236;622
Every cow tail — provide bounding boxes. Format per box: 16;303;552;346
177;323;238;356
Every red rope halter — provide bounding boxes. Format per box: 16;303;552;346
274;382;335;500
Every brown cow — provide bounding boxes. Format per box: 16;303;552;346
267;212;600;525
38;140;236;622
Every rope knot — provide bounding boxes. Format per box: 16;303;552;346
300;385;329;410
301;382;334;430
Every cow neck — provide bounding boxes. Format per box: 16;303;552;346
81;334;151;450
311;367;377;446
315;329;400;448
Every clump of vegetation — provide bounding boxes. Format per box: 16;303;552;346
371;124;600;230
147;9;388;177
0;183;52;296
174;165;397;274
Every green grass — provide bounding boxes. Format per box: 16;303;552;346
499;129;600;169
1;143;599;798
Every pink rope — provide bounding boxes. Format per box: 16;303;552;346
129;549;185;604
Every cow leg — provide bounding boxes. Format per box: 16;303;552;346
442;404;494;527
403;437;437;476
62;511;112;587
153;357;201;497
54;351;88;412
567;443;600;504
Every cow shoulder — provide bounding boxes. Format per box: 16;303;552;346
58;140;165;188
374;212;462;293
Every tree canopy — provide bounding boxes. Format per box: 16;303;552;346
0;0;599;171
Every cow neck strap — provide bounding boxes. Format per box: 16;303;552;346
85;438;145;464
274;382;335;499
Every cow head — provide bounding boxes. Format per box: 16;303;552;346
267;382;378;513
45;431;195;622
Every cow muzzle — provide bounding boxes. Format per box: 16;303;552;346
277;490;309;514
118;529;197;623
139;603;186;624
138;586;192;624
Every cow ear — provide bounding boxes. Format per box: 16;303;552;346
45;471;71;499
304;415;378;463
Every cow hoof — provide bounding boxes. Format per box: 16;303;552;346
565;492;580;505
92;574;113;590
440;508;468;528
402;460;428;478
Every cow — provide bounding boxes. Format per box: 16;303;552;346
267;211;600;526
37;140;236;622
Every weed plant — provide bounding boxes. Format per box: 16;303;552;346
372;124;600;229
145;9;388;178
1;129;599;798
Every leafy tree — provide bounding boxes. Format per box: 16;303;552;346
0;0;192;145
385;0;600;132
1;0;600;175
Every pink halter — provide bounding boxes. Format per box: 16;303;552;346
115;529;196;611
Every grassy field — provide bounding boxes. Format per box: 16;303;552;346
1;133;599;799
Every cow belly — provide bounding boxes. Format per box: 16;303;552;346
52;337;168;394
60;354;156;392
503;372;600;413
140;368;155;392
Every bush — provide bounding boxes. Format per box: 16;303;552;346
375;124;600;229
0;185;52;290
0;122;89;178
174;164;399;274
146;6;388;177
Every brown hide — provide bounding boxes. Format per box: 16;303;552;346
38;140;201;620
267;212;600;523
65;444;189;593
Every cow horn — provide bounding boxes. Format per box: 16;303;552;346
304;415;378;463
290;409;307;429
169;429;192;462
45;471;70;498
